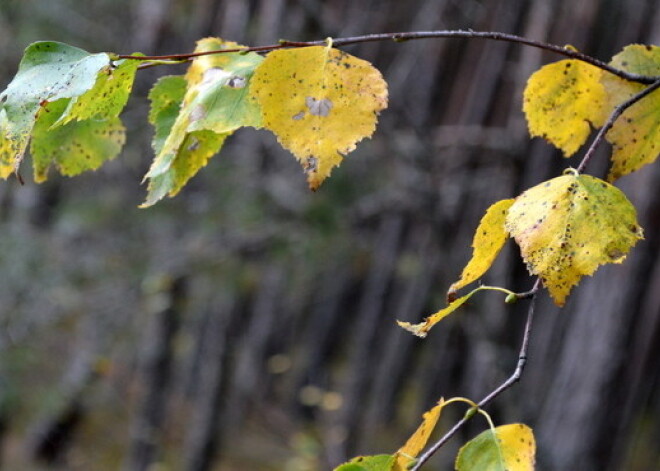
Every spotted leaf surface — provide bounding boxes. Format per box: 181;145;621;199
505;172;643;306
0;41;112;176
523;59;608;156
142;75;227;207
54;55;142;126
143;39;262;205
455;424;536;471
333;455;396;471
183;38;263;133
30;99;125;181
393;399;445;471
448;199;514;298
600;45;660;182
250;44;388;189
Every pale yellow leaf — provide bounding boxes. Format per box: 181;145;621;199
250;44;388;189
600;44;660;182
393;398;446;471
505;172;643;306
523;59;608;156
448;199;514;298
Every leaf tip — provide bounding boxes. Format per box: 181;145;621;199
396;320;428;338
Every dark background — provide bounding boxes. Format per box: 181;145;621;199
0;0;658;470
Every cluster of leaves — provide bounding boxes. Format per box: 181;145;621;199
1;35;659;471
400;45;658;342
334;398;535;471
0;38;387;206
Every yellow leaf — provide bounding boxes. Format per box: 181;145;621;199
523;59;608;156
505;171;643;306
393;399;445;471
600;45;660;182
250;44;388;189
398;286;496;337
455;424;536;471
448;199;514;298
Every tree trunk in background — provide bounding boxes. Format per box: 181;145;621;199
123;276;184;471
0;1;658;470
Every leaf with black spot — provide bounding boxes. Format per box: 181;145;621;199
505;172;643;306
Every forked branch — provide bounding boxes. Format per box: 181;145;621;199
577;79;660;173
411;279;541;471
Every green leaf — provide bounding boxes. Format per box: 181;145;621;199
148;76;188;155
250;44;388;189
145;76;226;206
30;99;125;181
141;74;228;207
455;424;535;471
523;59;608;156
505;171;643;306
601;45;660;181
448;199;514;298
54;55;143;126
142;38;263;206
141;131;227;207
334;455;396;471
0;41;113;176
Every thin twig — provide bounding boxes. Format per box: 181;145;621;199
116;30;659;85
411;288;539;471
576;79;660;173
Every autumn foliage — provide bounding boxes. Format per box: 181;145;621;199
0;33;658;471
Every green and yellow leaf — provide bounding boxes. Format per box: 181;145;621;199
30;99;125;182
448;199;514;298
333;455;396;471
0;41;113;176
249;43;388;189
393;399;445;471
505;171;643;306
141;75;227;207
600;44;660;182
523;59;608;156
455;424;535;471
54;55;142;126
142;38;263;206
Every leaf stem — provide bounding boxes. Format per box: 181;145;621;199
576;79;660;173
116;30;659;84
410;290;538;471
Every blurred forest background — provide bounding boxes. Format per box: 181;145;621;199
0;0;659;470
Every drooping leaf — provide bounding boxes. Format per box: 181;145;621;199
523;59;608;156
30;99;125;182
142;131;227;207
141;75;226;207
0;41;113;176
54;55;143;126
250;44;388;189
505;171;643;306
398;286;497;337
448;199;515;298
455;424;535;471
183;38;263;133
142;38;263;206
148;76;187;155
393;399;446;471
600;44;660;182
333;455;396;471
